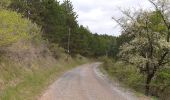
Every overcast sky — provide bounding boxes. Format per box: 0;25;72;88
59;0;153;36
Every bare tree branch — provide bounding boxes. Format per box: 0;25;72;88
148;0;170;42
112;17;127;32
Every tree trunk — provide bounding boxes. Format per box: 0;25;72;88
145;74;154;96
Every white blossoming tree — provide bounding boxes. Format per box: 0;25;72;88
114;0;170;95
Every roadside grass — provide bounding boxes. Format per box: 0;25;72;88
99;57;155;100
0;57;88;100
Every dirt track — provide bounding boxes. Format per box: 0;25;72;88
39;63;149;100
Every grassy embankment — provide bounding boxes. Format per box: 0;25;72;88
0;9;89;100
0;56;88;100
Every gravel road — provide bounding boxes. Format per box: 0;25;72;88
39;63;149;100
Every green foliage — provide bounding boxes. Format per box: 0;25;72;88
10;0;44;24
48;43;66;59
150;68;170;98
9;0;117;57
0;0;11;9
111;2;170;98
0;57;88;100
0;1;93;100
119;12;169;66
1;0;169;99
102;58;145;92
116;11;170;96
0;9;41;47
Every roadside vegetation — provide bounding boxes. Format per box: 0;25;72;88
0;0;169;100
0;57;88;100
102;57;170;100
101;0;170;100
0;0;112;100
0;3;88;100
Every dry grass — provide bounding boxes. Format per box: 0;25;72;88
0;40;88;100
0;56;88;100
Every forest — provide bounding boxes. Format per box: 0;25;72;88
9;0;116;58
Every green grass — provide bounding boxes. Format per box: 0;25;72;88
0;58;88;100
100;57;156;100
100;57;170;100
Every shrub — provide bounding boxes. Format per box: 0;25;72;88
0;9;44;66
151;68;170;99
48;43;66;59
102;59;170;100
102;59;145;92
0;0;11;9
0;9;40;47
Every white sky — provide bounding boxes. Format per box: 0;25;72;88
59;0;153;36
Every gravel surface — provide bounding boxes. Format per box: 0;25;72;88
39;63;150;100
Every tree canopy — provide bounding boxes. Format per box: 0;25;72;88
114;0;170;95
9;0;116;57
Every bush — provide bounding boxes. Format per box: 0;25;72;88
0;9;42;51
0;0;10;8
99;56;114;71
151;68;170;99
102;59;145;92
0;9;40;47
48;43;66;59
102;58;170;100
